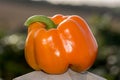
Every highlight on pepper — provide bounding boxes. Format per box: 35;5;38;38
24;14;98;74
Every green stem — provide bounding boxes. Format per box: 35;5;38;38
24;15;56;30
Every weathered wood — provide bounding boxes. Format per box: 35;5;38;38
13;69;106;80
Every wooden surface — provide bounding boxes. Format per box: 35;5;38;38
13;69;106;80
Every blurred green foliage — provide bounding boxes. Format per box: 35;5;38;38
0;14;120;80
89;14;120;80
0;33;33;80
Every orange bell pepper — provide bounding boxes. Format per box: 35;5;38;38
24;14;98;74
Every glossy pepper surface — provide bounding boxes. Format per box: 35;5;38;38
24;14;98;74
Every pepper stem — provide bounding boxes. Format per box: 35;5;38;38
24;15;56;30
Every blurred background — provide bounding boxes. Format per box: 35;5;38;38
0;0;120;80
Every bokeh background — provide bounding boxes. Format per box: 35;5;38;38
0;0;120;80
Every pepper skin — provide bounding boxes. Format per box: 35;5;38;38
24;14;98;74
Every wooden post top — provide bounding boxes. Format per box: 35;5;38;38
13;69;106;80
